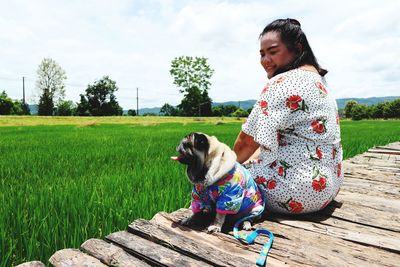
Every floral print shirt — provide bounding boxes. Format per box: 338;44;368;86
191;163;263;214
242;68;343;214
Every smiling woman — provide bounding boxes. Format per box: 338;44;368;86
234;18;342;214
259;18;327;78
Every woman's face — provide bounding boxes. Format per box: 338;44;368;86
260;31;297;79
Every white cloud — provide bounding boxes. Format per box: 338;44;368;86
0;0;399;109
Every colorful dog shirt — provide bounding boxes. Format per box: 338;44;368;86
191;163;264;214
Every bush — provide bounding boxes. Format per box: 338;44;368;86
231;108;249;118
351;104;368;120
127;109;137;116
55;100;76;116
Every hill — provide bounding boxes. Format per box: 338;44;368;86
335;96;399;109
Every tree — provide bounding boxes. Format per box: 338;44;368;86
344;100;357;118
222;105;239;116
351;104;367;120
199;90;212;116
383;99;400;118
212;106;223;116
160;103;178;116
0;91;14;115
0;91;30;115
38;89;54;115
372;103;385;119
55;100;75;116
77;76;123;116
212;104;239;117
170;56;214;116
36;58;67;115
76;95;90;116
20;101;30;115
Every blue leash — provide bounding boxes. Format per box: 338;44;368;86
232;201;274;266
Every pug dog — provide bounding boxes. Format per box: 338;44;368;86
171;132;264;233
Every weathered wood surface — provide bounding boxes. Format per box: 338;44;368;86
44;142;399;267
128;219;257;267
165;208;400;267
15;261;46;267
81;238;151;266
106;230;211;267
150;212;289;267
49;249;107;267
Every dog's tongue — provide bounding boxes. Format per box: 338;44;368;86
170;155;182;161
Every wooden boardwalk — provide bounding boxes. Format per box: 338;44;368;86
20;142;400;267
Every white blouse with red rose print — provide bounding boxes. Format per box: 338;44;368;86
242;68;343;214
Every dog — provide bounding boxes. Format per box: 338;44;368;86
171;132;264;233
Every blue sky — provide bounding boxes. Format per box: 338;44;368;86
0;0;399;109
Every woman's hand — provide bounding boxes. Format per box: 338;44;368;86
233;131;260;164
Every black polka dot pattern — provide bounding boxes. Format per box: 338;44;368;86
242;69;343;214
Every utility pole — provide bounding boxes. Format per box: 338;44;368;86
136;87;139;116
22;76;25;105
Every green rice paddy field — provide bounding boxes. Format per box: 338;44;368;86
0;117;399;266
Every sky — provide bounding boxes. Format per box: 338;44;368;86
0;0;399;109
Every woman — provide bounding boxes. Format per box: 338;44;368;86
233;18;343;214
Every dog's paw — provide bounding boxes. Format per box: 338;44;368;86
180;216;195;226
203;173;212;187
207;225;221;233
242;220;252;231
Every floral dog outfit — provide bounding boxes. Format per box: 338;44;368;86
191;163;264;214
242;68;343;214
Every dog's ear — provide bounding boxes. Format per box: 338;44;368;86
204;135;237;186
193;132;209;151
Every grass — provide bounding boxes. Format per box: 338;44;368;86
0;115;245;127
0;118;399;266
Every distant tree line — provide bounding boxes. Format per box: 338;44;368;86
0;91;30;115
344;99;400;120
0;58;127;116
159;103;251;117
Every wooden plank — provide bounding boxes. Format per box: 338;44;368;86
168;209;400;267
151;212;290;267
49;248;107;267
80;238;151;267
106;231;210;267
319;196;400;232
341;176;400;199
15;262;45;267
344;160;400;174
343;162;399;185
128;218;258;267
348;154;399;168
375;146;400;152
335;190;400;213
365;151;400;161
380;142;400;150
254;216;400;267
368;148;400;155
267;213;400;253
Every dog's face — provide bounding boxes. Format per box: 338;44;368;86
172;132;210;184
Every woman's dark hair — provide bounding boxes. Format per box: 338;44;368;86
260;18;327;77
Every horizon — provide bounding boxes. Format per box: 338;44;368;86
24;95;400;112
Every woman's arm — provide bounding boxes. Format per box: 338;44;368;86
233;131;260;164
